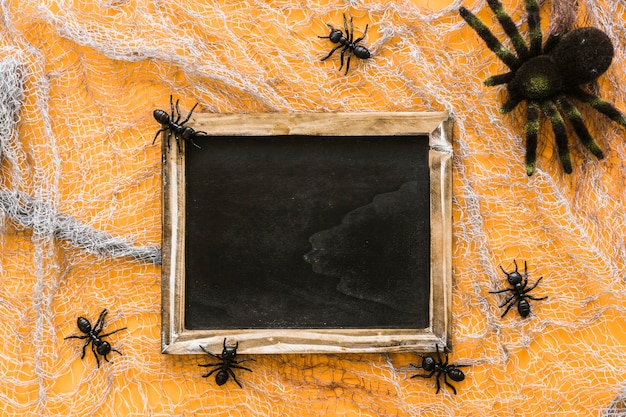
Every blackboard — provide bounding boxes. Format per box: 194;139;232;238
161;112;453;354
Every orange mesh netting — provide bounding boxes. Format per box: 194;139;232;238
0;0;625;415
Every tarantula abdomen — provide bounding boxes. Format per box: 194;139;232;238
550;28;614;88
505;28;614;108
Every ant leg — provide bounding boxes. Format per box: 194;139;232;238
231;364;254;373
435;373;442;394
233;358;255;366
180;102;199;126
489;287;515;294
354;24;368;43
200;367;220;378
199;362;223;368
523;277;544;294
93;310;108;334
80;340;90;359
318;24;336;40
229;369;244;388
344;52;352;75
100;325;127;338
337;47;346;71
91;343;101;368
411;370;435;379
174;99;182;123
152;128;167;145
443;373;458;395
498;293;517;308
321;45;341;61
64;334;89;340
500;298;518;317
169;95;176;122
435;344;443;362
199;345;223;361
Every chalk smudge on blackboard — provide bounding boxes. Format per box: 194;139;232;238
303;181;429;315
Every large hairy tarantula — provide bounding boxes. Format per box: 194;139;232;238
460;0;626;175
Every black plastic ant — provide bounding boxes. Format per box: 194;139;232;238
490;260;548;318
152;95;207;153
319;13;371;75
64;309;126;368
410;345;469;395
198;338;255;388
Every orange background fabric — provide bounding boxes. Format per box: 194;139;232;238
0;0;625;415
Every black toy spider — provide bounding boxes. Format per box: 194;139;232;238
410;345;469;395
198;338;255;388
490;259;548;318
319;13;371;75
64;309;126;368
152;95;207;153
460;0;626;175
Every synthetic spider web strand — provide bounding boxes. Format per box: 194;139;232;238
0;189;161;264
549;0;578;34
0;55;25;182
0;0;624;415
0;53;159;264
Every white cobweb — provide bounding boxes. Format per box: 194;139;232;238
0;0;625;415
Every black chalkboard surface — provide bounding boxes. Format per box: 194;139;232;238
184;135;430;330
161;112;452;354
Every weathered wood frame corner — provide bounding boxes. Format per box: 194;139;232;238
161;112;453;355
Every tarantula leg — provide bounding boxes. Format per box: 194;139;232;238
459;7;520;70
500;96;522;114
541;100;572;174
555;96;604;159
570;88;626;127
542;33;562;54
484;72;514;87
525;0;542;55
525;101;541;175
487;0;529;60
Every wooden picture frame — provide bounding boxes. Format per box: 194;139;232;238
161;112;453;354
